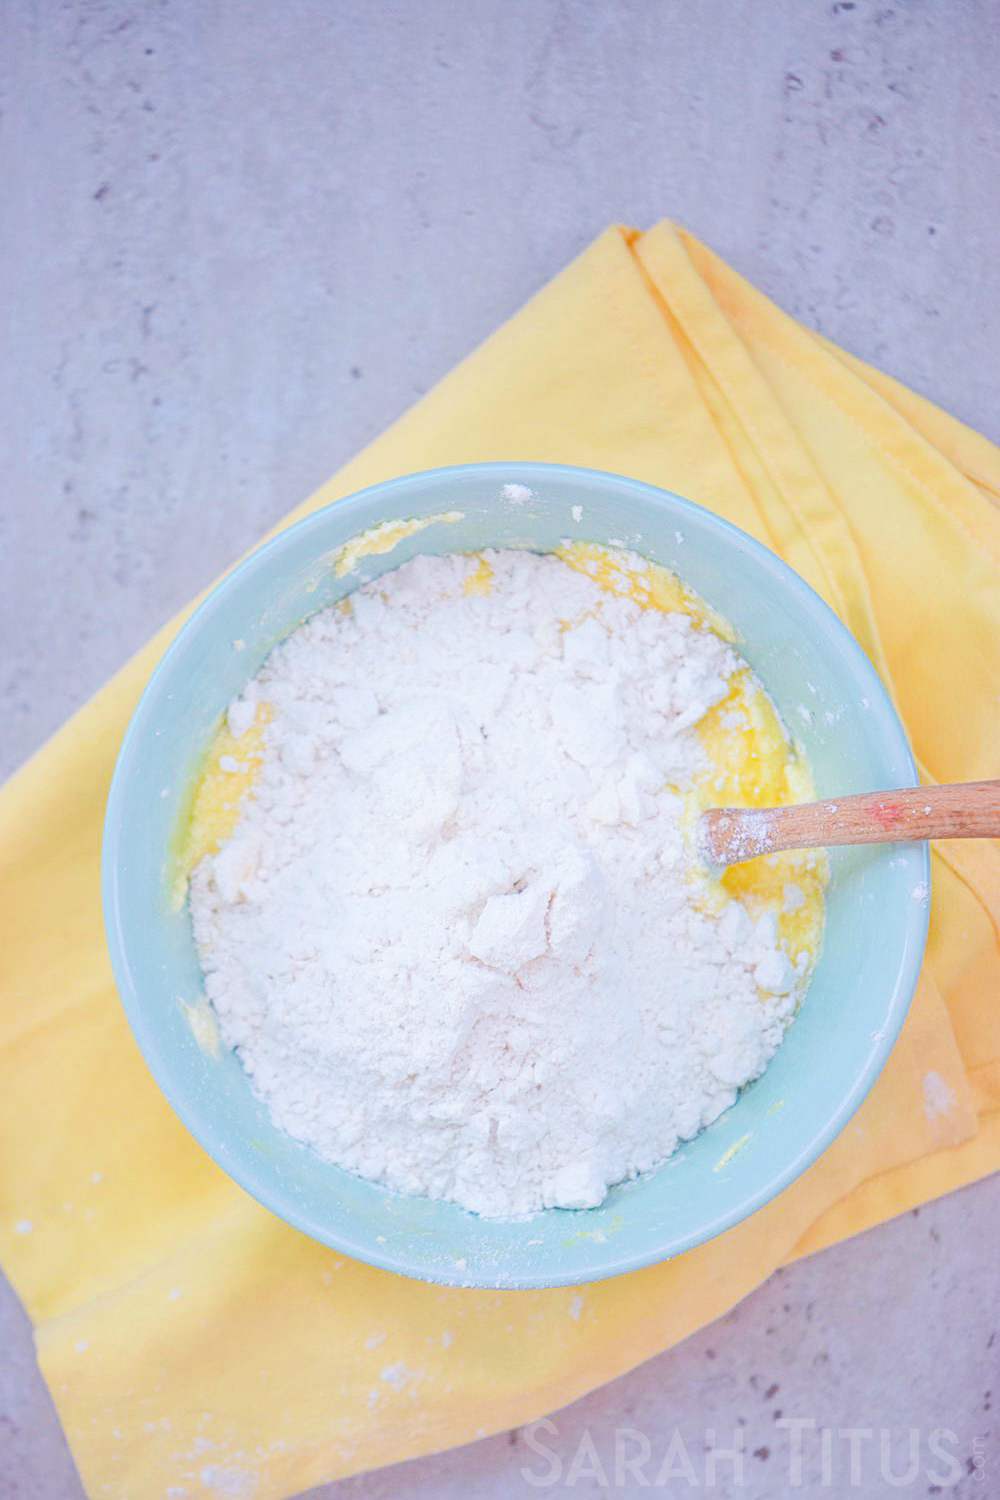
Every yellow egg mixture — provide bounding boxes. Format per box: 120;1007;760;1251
179;544;825;970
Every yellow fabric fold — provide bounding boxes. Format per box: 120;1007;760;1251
1;222;998;1499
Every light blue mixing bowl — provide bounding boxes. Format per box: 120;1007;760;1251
102;463;928;1287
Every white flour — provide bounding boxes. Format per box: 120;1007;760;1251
190;549;808;1217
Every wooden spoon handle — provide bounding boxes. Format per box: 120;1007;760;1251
699;779;1000;868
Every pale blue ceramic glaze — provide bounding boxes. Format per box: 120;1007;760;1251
102;464;929;1288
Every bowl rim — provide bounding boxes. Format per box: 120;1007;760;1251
102;461;929;1286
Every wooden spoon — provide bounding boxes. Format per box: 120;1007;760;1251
699;779;1000;868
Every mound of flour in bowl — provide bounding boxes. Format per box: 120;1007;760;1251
189;549;809;1217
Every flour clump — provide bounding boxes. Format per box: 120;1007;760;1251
189;548;814;1217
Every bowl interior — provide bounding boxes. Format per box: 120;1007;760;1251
103;464;928;1287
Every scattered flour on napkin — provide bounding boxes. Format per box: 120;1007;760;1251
189;549;806;1217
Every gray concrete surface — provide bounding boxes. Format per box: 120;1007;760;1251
1;1;997;1495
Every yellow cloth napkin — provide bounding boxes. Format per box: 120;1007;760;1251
2;222;998;1499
